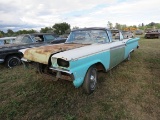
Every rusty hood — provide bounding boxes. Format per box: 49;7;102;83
23;43;88;64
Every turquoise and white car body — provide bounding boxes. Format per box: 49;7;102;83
49;28;140;88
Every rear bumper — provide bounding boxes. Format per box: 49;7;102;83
0;59;4;63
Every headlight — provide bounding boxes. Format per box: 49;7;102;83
57;58;69;67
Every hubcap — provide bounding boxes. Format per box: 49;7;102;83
9;58;19;67
90;69;97;90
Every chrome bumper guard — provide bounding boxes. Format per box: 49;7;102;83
50;67;74;81
50;67;72;74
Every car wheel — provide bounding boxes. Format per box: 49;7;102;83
126;53;131;61
37;63;44;73
5;56;21;68
82;66;97;94
37;63;48;74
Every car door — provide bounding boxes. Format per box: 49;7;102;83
109;31;125;68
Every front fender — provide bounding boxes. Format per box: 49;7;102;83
67;51;110;88
52;50;110;88
70;59;104;88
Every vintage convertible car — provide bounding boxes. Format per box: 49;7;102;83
20;27;140;94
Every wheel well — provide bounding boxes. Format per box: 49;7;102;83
94;62;105;72
4;53;23;61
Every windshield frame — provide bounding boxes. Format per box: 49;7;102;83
14;34;34;44
14;35;25;44
66;29;110;44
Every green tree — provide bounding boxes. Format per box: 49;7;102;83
40;27;53;33
155;23;160;29
0;32;3;38
149;22;155;27
0;30;5;37
115;23;121;29
107;21;113;29
121;24;127;30
16;29;37;35
53;22;70;35
28;29;37;34
7;29;14;36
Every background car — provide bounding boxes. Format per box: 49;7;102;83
0;33;66;68
0;37;16;45
122;31;134;39
144;29;160;39
135;30;143;35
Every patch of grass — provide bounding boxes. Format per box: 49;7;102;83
65;114;76;120
0;38;160;120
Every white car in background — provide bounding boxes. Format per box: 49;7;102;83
0;37;16;45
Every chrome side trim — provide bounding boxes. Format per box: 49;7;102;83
72;48;110;61
0;59;4;63
50;67;72;74
110;44;125;50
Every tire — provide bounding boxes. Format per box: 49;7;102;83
5;56;21;68
37;63;47;74
37;63;43;74
126;53;131;61
82;66;97;94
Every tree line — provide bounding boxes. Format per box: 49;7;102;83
0;22;160;38
0;22;71;37
107;21;160;30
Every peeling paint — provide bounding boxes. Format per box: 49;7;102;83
23;43;88;64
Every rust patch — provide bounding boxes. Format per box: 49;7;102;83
24;43;88;64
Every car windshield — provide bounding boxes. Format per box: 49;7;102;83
66;30;109;44
14;35;33;44
14;35;25;43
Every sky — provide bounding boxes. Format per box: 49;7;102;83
0;0;160;32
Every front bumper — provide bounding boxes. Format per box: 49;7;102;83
50;67;74;81
49;66;86;88
50;67;72;74
0;59;4;63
